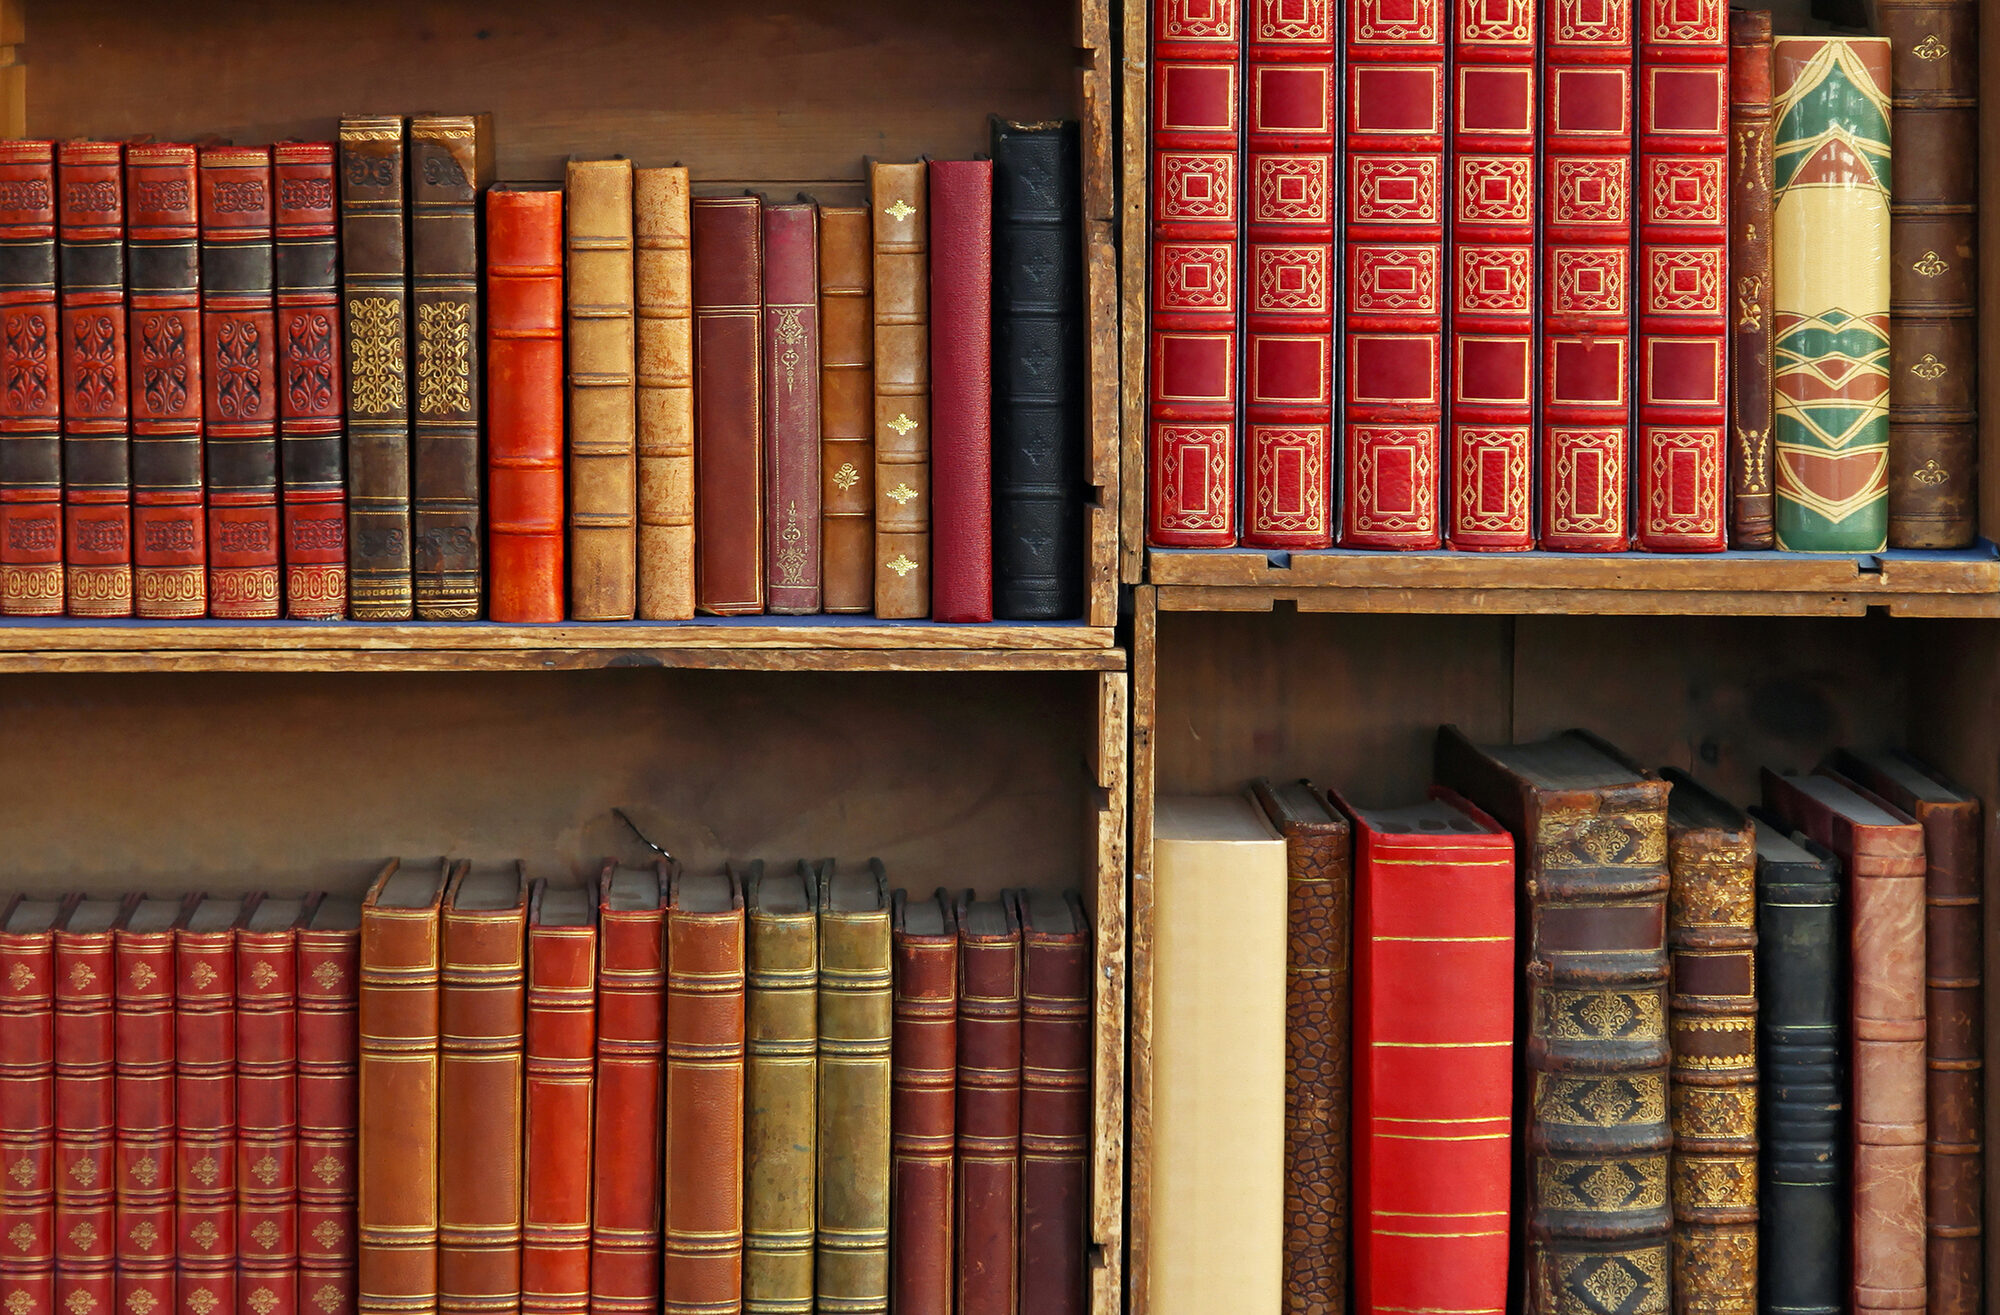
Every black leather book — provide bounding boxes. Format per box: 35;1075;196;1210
989;117;1084;620
1748;812;1845;1315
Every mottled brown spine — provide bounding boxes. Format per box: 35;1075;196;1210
1728;10;1776;547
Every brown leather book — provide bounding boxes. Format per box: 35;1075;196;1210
692;194;765;615
565;158;637;621
589;862;667;1315
663;867;746;1315
634;166;695;620
1762;771;1927;1315
297;896;362;1315
817;204;873;614
955;891;1021;1315
235;894;311;1315
1729;9;1777;548
763;201;822;614
890;890;956;1315
358;861;446;1315
522;882;594;1315
816;860;892;1313
1879;0;1978;547
438;864;526;1315
1015;889;1090;1315
869;162;928;619
1250;779;1352;1315
744;862;816;1314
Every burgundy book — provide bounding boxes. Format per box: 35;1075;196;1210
0;141;63;615
0;897;58;1315
53;897;117;1315
175;896;239;1315
955;892;1022;1315
929;160;994;621
761;200;823;614
692;195;765;615
296;896;360;1315
272;143;347;618
112;897;178;1315
58;140;134;616
238;896;309;1315
891;891;957;1315
590;863;667;1315
523;882;595;1315
1014;890;1090;1315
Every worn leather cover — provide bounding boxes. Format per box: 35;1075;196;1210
990;119;1085;615
297;895;361;1315
817;861;892;1313
743;863;816;1314
1433;729;1672;1315
890;890;956;1315
692;194;766;615
339;118;414;619
173;895;240;1315
565;158;636;621
1015;888;1090;1315
486;186;565;624
272;143;346;619
53;898;117;1315
762;202;823;614
1250;779;1352;1315
590;861;666;1315
634;167;696;620
1727;11;1777;548
523;882;594;1315
817;204;873;614
955;892;1022;1315
0;142;63;615
237;895;310;1315
111;897;176;1315
869;162;932;609
0;897;58;1315
663;868;746;1315
1761;771;1926;1314
57;142;133;616
929;162;994;620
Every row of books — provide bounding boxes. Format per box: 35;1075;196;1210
1145;0;1978;554
0;860;1095;1315
0;114;1088;623
1149;735;1981;1315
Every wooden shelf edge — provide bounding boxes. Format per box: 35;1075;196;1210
1153;584;2000;618
0;646;1129;674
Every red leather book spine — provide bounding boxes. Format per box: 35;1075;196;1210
1147;0;1242;546
890;893;956;1315
1340;0;1448;548
589;886;664;1315
112;906;176;1315
0;142;64;616
199;147;281;617
1447;0;1540;549
58;141;134;616
125;143;207;617
273;143;347;618
1014;892;1090;1315
485;187;565;624
0;903;58;1315
929;161;995;620
1540;0;1636;550
760;201;823;615
523;890;594;1315
296;919;359;1315
1634;0;1729;550
238;909;300;1315
1242;0;1337;549
54;905;115;1315
175;910;238;1315
691;195;766;616
954;896;1022;1315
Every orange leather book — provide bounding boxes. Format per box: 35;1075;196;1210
174;895;242;1315
110;896;176;1315
869;162;929;618
297;896;362;1315
236;895;312;1315
523;882;595;1315
589;862;667;1315
485;185;566;624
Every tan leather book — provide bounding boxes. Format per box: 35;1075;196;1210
634;166;696;620
816;860;892;1312
818;205;873;614
743;863;816;1314
564;158;637;620
868;162;928;619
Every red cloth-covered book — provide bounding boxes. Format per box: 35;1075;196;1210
0;897;60;1315
590;863;667;1315
238;896;309;1315
955;892;1022;1315
272;144;348;616
929;161;995;620
523;883;595;1315
891;891;957;1315
296;896;360;1315
175;896;239;1315
0;142;64;616
112;898;178;1315
54;897;118;1315
485;186;565;624
762;201;824;615
57;141;134;616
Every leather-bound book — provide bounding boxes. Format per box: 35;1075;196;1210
1433;729;1672;1315
58;141;133;615
111;898;176;1315
1761;770;1925;1313
438;864;527;1315
869;162;931;611
1146;0;1241;547
692;194;766;615
273;142;347;619
297;896;362;1315
485;185;566;624
1880;0;1977;547
1340;0;1445;549
1014;888;1090;1315
743;862;817;1314
522;882;595;1315
1539;0;1635;551
1635;0;1730;552
890;890;957;1315
589;861;667;1315
237;895;310;1315
956;891;1023;1315
53;898;117;1315
1249;779;1351;1315
990;118;1084;616
1830;751;1983;1315
358;861;446;1315
339;116;414;618
0;142;64;615
633;166;695;620
1727;10;1777;548
817;203;873;614
1336;788;1515;1315
174;895;241;1315
663;867;747;1315
0;897;59;1315
816;861;892;1313
928;161;993;621
408;115;490;619
762;201;823;615
126;142;208;616
565;158;637;621
1747;815;1845;1315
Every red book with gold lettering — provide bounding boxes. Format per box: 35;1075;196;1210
296;895;360;1315
54;896;118;1315
273;144;347;617
58;141;134;616
485;186;566;624
1340;0;1447;548
590;863;667;1315
0;142;65;616
112;897;177;1315
1147;0;1242;546
0;897;60;1315
523;882;594;1315
238;896;310;1315
175;895;240;1315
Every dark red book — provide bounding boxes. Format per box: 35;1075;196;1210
589;863;667;1315
955;892;1022;1315
53;897;117;1315
174;895;239;1315
485;186;565;625
929;161;994;621
58;140;134;616
761;200;823;615
0;897;60;1315
112;898;177;1315
0;141;64;616
238;896;308;1315
1015;890;1090;1315
523;883;594;1315
296;897;360;1315
199;146;281;617
125;143;207;616
891;891;957;1315
691;195;765;616
273;143;347;618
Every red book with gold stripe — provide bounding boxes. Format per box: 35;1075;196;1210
175;895;240;1315
0;897;60;1315
296;896;360;1315
1340;0;1447;548
1634;0;1729;550
1147;0;1242;546
57;141;134;616
1241;0;1336;548
54;897;117;1315
523;882;595;1315
238;896;309;1315
112;897;177;1315
590;863;667;1315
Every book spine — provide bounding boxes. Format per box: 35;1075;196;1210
1447;0;1539;550
633;167;696;621
868;164;931;612
238;921;300;1315
762;202;824;616
357;898;440;1315
889;909;955;1315
588;903;663;1315
817;205;874;615
1916;801;1983;1315
0;142;63;615
816;895;892;1314
58;142;133;616
691;194;766;616
1016;896;1089;1315
0;920;56;1315
744;901;816;1315
955;906;1022;1315
272;143;347;619
484;188;565;624
1727;11;1777;548
661;900;746;1315
1147;0;1242;546
125;143;208;617
522;913;593;1315
564;159;637;621
54;923;114;1315
1770;39;1893;551
296;926;360;1315
929;162;993;621
175;923;237;1315
438;895;525;1315
1540;0;1636;550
